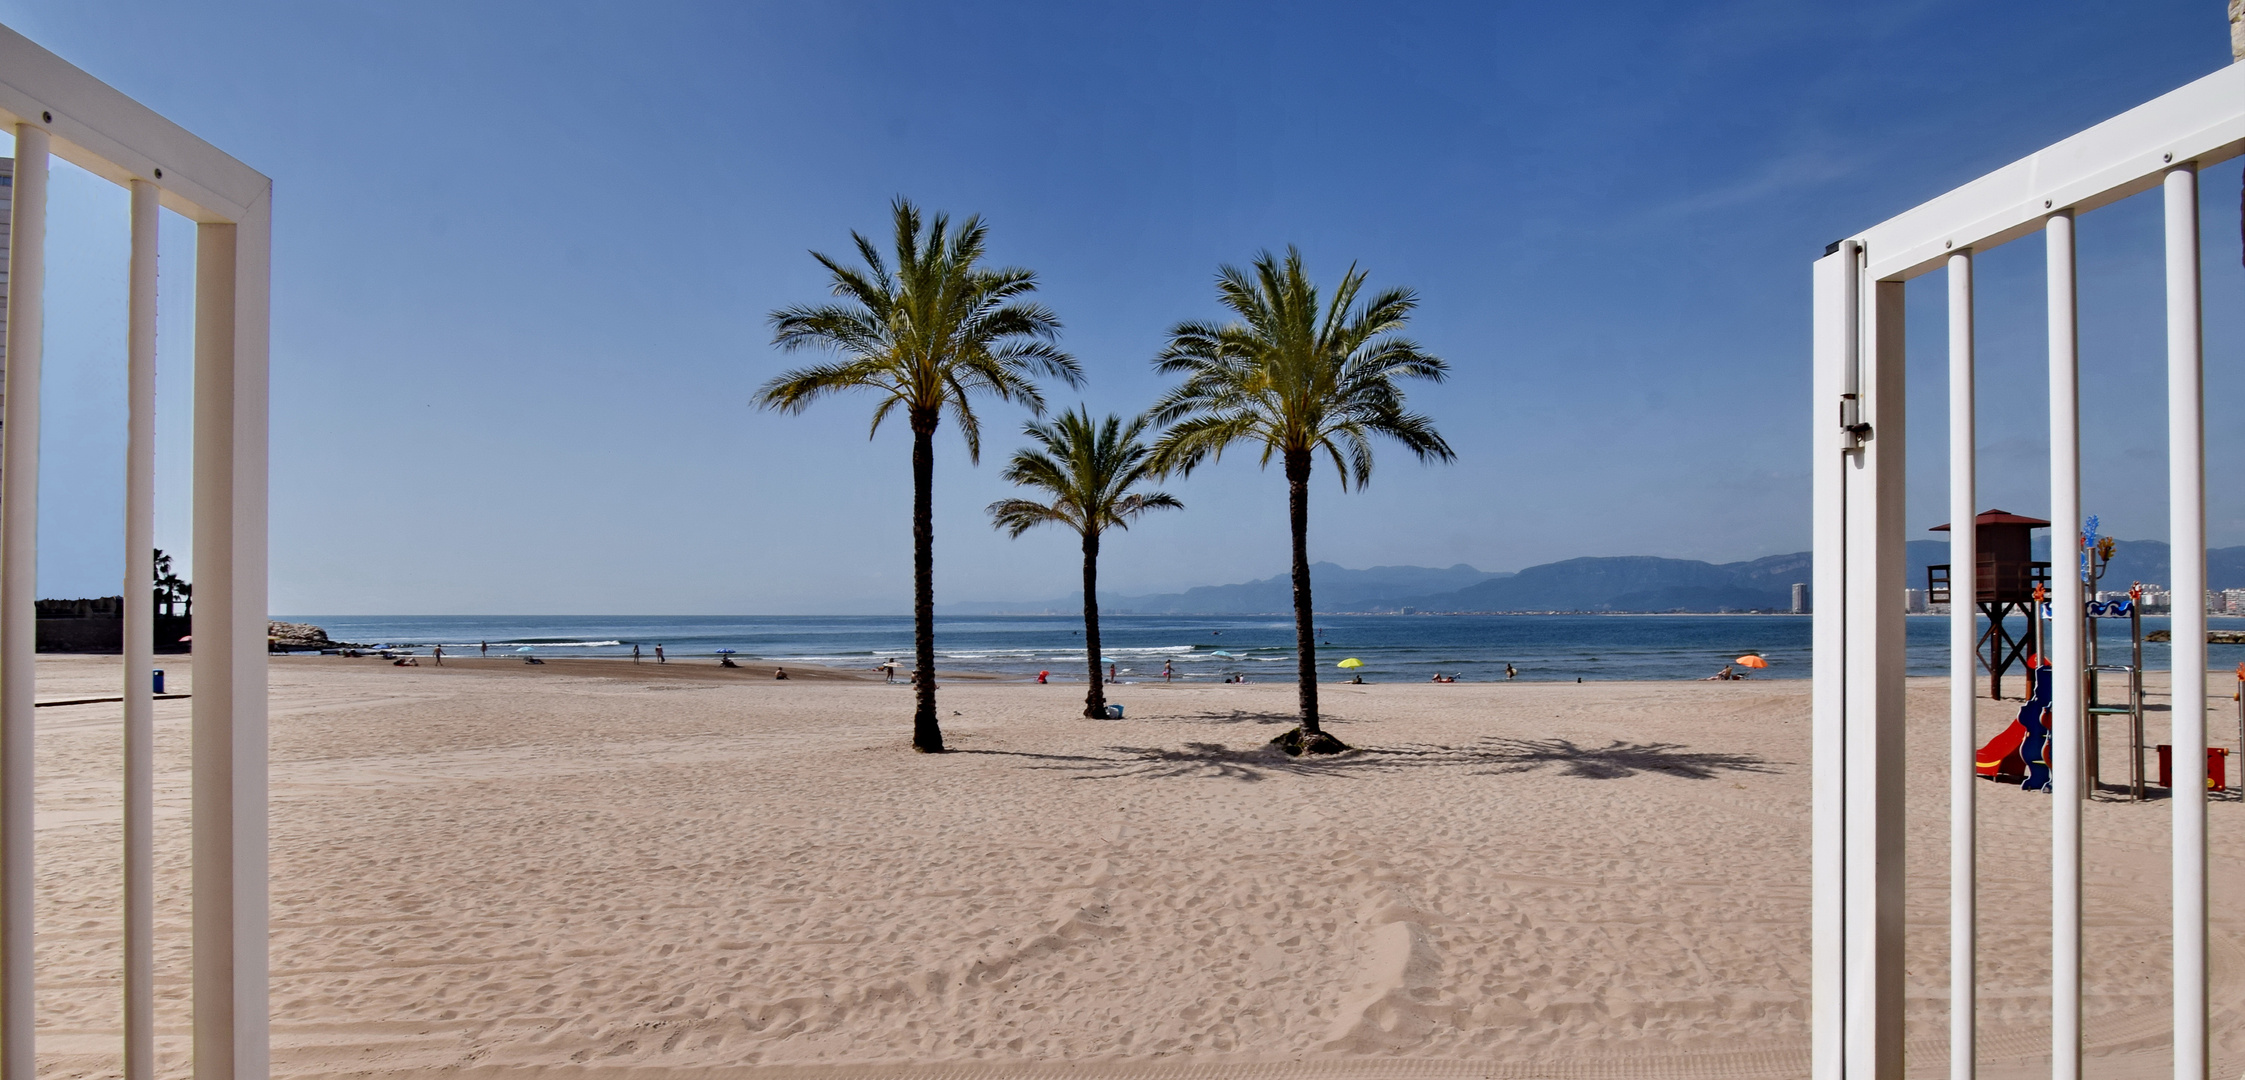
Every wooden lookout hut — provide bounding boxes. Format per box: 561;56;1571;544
1928;509;2051;699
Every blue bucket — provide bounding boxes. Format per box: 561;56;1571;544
1104;704;1124;719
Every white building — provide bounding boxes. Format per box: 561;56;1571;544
1791;582;1807;614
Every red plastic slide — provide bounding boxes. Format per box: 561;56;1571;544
1978;657;2053;783
1976;722;2028;779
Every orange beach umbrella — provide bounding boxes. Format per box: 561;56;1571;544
1734;655;1769;669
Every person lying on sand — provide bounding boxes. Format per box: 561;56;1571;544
1703;665;1741;681
392;657;419;666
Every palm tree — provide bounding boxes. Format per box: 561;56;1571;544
759;199;1082;752
1148;248;1454;754
988;408;1182;718
152;548;186;617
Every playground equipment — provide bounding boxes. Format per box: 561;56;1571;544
2084;590;2147;801
1928;509;2052;699
1971;530;2155;801
1977;655;2054;790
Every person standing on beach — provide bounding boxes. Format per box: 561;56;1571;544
432;644;444;666
479;641;487;658
655;644;665;664
633;644;641;663
1163;658;1173;683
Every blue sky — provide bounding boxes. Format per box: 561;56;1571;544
7;1;2241;614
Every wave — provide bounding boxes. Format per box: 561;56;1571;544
443;640;625;649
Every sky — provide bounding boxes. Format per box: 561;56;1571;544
5;0;2242;615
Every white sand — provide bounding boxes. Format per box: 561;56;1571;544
22;655;2245;1079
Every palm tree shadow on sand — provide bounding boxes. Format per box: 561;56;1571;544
1169;709;1324;727
997;736;1781;783
1469;738;1781;781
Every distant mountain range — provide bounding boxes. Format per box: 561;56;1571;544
942;539;2245;616
941;563;1511;616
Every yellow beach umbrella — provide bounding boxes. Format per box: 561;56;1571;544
1336;657;1364;669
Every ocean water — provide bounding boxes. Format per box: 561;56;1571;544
288;613;2245;684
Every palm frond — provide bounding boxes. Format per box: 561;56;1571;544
760;197;1078;457
1146;248;1454;489
989;406;1182;540
987;497;1076;539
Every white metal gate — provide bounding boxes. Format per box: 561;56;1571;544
1813;61;2245;1080
0;23;271;1080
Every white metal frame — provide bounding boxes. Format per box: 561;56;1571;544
0;24;271;1080
1812;62;2244;1080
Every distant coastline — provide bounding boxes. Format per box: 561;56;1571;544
943;540;2245;617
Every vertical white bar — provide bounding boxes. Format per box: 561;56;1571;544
192;191;270;1080
124;177;159;1080
2163;163;2206;1080
1845;271;1908;1080
1810;244;1854;1080
1947;249;1976;1080
0;122;46;1080
2045;209;2083;1080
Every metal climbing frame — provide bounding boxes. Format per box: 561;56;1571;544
1811;62;2244;1080
2084;595;2146;802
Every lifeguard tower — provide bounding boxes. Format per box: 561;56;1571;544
1927;509;2050;699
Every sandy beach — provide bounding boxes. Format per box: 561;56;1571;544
23;654;2245;1080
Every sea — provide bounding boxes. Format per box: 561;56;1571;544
287;613;2245;684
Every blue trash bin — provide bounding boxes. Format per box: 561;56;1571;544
1104;704;1124;719
152;669;165;694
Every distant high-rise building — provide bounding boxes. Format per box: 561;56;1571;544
1791;582;1808;614
1904;588;1929;614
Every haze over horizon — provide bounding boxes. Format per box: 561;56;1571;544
9;1;2243;615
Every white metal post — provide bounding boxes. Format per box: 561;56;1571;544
2162;161;2206;1080
1810;244;1853;1080
0;121;44;1080
124;176;158;1080
1845;275;1907;1080
1813;243;1906;1080
2045;209;2083;1080
1946;248;1976;1080
192;201;270;1080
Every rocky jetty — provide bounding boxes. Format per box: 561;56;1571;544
2144;629;2245;644
269;621;355;652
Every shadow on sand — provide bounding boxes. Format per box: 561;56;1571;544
1166;709;1306;727
968;736;1781;783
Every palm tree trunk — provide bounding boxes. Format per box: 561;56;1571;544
1082;530;1106;718
910;410;945;752
1286;450;1320;734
